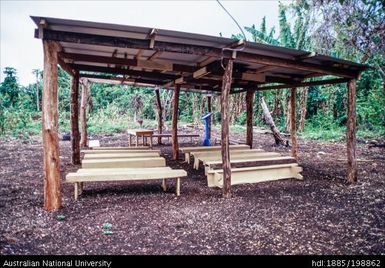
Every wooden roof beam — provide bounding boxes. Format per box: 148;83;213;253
294;52;317;60
59;52;196;73
70;63;177;81
256;78;349;91
255;65;276;73
38;29;361;78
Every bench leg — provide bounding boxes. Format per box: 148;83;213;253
176;178;180;196
74;183;79;200
194;158;199;170
162;179;167;192
79;182;84;195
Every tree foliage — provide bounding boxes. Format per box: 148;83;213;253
0;0;384;139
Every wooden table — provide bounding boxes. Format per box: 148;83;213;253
127;129;154;147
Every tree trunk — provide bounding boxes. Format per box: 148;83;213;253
290;88;297;158
285;92;291;133
70;71;80;165
207;95;212;140
172;85;180;160
347;80;357;183
246;89;254;148
192;93;198;124
155;87;163;144
299;87;308;132
260;96;286;146
221;59;233;199
80;78;89;148
42;40;61;211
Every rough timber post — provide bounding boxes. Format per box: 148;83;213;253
246;89;254;148
155;87;163;145
221;59;234;198
207;95;212;140
290;87;297;158
172;85;180;160
347;80;357;183
42;40;61;211
80;78;89;148
70;71;80;164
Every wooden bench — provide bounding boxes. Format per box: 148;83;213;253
81;157;166;168
206;163;303;188
152;133;200;144
92;146;150;150
193;151;280;170
81;149;160;154
204;156;297;174
180;144;250;164
65;167;187;200
83;152;160;159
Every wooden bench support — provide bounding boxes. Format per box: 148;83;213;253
206;164;303;188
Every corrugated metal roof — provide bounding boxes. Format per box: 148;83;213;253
31;16;368;92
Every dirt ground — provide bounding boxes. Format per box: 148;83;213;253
0;130;384;255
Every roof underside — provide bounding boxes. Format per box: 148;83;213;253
31;16;367;93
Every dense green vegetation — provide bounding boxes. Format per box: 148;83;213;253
1;0;384;141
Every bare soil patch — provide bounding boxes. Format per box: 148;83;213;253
0;131;384;254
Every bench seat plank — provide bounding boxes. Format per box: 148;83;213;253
204;156;296;174
194;152;281;169
206;163;303;188
83;152;159;159
76;167;172;174
81;149;160;154
92;146;150;150
66;168;187;200
180;144;250;163
81;157;166;168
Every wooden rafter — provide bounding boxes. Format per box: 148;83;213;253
38;29;361;78
59;52;195;73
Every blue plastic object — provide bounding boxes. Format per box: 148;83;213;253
201;112;213;146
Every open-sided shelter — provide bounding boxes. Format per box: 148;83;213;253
31;16;367;211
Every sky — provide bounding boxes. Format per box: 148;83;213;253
0;0;290;86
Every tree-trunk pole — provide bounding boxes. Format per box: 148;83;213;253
246;89;254;148
80;78;89;148
172;85;180;160
347;80;357;183
155;87;163;145
70;71;81;165
35;71;40;111
42;40;61;211
207;95;212;140
221;59;233;198
290;87;297;158
260;96;286;146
